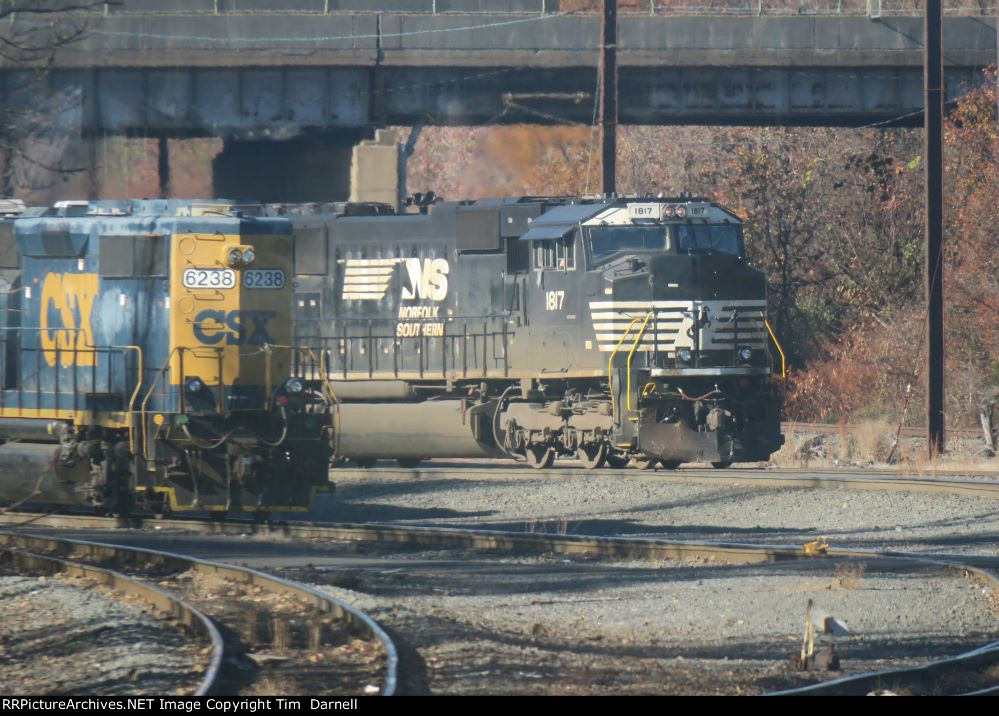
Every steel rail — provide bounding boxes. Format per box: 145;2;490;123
782;421;984;440
0;545;224;696
333;464;999;493
2;518;997;695
766;559;999;696
0;530;399;697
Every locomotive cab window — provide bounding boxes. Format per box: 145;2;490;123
294;226;328;275
675;224;743;257
0;222;18;269
588;226;670;263
100;235;166;277
533;238;575;271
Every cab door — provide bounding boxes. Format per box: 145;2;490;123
519;233;579;370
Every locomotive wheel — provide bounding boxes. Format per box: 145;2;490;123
711;461;733;469
524;445;556;470
578;443;607;470
353;458;378;468
629;455;656;470
660;460;682;470
397;458;423;468
605;452;630;469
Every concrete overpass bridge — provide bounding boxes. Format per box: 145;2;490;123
4;1;995;200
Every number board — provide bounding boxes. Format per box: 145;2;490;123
182;268;236;289
243;269;286;289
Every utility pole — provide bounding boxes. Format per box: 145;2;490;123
924;0;945;457
599;0;617;196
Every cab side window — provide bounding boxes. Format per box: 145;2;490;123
533;238;575;271
0;222;18;269
100;235;166;277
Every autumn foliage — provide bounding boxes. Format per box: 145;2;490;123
405;67;998;427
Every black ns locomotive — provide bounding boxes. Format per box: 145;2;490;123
284;196;785;470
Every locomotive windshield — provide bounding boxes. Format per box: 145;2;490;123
588;222;743;262
588;226;670;261
675;224;743;256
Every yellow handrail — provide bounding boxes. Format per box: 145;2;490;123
764;317;787;380
626;311;655;412
607;317;643;425
121;345;143;456
140;347;182;461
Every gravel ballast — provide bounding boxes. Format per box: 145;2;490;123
0;575;202;695
294;550;997;694
278;465;999;693
316;467;999;556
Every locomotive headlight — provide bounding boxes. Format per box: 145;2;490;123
738;347;753;363
284;378;304;394
227;248;243;266
674;205;687;218
185;376;204;393
663;205;675;218
241;248;255;265
677;348;693;364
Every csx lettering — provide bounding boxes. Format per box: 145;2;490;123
193;310;276;346
40;273;99;367
401;258;449;302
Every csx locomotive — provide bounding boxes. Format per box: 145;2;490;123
280;195;785;470
0;200;331;515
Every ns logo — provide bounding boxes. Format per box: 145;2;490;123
401;258;448;302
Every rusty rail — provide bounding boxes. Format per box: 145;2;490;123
1;514;997;695
0;544;223;696
0;530;398;696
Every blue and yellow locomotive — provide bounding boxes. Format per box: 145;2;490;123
0;200;331;515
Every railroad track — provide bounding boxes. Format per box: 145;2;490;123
331;462;999;493
3;516;998;694
0;530;398;697
0;546;223;695
783;421;986;440
3;469;998;695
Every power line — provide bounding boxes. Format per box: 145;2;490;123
17;12;564;45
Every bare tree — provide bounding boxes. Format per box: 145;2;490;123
0;1;107;197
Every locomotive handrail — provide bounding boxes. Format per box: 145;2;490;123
139;346;182;462
314;347;342;459
296;318;509;382
121;345;143;456
763;316;787;379
0;328;139;423
607;317;644;425
288;343;341;459
626;311;655;414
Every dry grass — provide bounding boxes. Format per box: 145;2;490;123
835;562;867;590
771;427;835;468
525;516;573;536
772;419;999;473
848;418;894;464
245;676;294;697
246;530;295;544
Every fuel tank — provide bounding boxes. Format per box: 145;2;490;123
334;401;503;459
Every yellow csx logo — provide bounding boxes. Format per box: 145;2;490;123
40;273;99;367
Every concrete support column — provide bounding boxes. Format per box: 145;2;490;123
349;129;405;211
